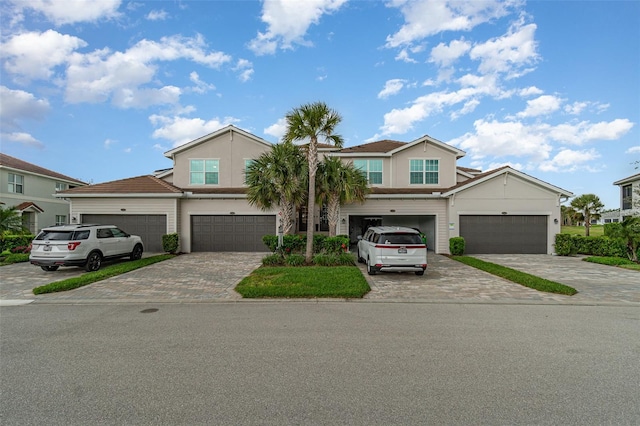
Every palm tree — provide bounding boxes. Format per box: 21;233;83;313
283;102;344;262
607;216;640;262
316;157;369;236
0;205;25;235
246;143;307;235
570;193;604;236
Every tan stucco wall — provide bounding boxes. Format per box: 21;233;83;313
447;173;562;254
171;132;271;188
390;142;458;188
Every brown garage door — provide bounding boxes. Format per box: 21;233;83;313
191;215;276;252
460;215;547;254
82;214;166;252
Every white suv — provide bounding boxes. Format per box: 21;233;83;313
357;226;427;276
30;224;144;272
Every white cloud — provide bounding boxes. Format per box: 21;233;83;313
539;148;601;172
65;34;231;108
450;99;480;120
516;95;563;118
149;114;240;147
385;0;520;48
519;86;543;97
1;30;87;82
264;118;287;140
0;131;44;148
11;0;122;25
146;9;168;21
189;72;216;94
626;146;640;154
378;79;406;99
248;0;347;55
0;86;50;131
469;19;539;76
547;119;634;145
104;138;116;149
233;59;254;82
428;39;471;67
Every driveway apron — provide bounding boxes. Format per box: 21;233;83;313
473;254;640;305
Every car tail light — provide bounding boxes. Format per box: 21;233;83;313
67;241;81;251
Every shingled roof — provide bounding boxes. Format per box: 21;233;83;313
57;175;183;195
338;140;406;153
0;153;87;185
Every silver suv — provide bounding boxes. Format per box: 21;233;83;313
30;224;144;272
357;226;427;276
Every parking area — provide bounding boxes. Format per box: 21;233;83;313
1;252;638;305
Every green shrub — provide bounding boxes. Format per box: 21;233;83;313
572;235;626;257
262;234;306;253
322;236;350;255
312;253;335;266
0;235;35;253
262;253;284;266
262;235;278;251
449;237;465;256
162;233;179;254
285;254;306;266
3;253;30;263
335;252;356;266
554;233;577;256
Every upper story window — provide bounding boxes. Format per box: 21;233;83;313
55;215;66;226
55;182;68;192
244;159;255;184
622;184;633;210
410;159;439;185
353;159;382;185
190;159;219;185
8;173;24;193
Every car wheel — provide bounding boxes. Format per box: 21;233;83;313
367;258;377;275
85;251;102;272
130;244;143;260
415;270;425;276
41;265;59;272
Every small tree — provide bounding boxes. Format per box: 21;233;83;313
570;194;604;236
606;217;640;262
0;205;26;235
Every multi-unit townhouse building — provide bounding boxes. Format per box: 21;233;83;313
56;125;573;254
613;172;640;220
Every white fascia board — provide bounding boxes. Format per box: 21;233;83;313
367;193;444;199
388;134;466;158
0;165;86;186
184;193;247;199
613;174;640;186
55;193;183;199
328;152;392;157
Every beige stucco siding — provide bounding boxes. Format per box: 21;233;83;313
180;198;278;252
447;173;562;254
391;143;458;188
70;198;177;234
171;132;271;188
339;198;449;253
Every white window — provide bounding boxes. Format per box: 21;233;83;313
55;182;68;192
55;215;66;225
190;159;219;185
410;159;439;185
8;173;24;193
353;159;382;185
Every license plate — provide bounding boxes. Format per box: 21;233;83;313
398;247;407;254
44;245;52;251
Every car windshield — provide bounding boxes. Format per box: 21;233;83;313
381;233;422;245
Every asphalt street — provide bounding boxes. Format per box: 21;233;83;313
1;302;639;425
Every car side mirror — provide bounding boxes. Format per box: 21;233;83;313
357;235;362;240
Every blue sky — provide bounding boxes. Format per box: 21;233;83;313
1;0;638;209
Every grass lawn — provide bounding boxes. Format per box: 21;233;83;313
236;266;370;298
583;256;640;271
561;225;604;236
451;256;578;295
33;255;174;294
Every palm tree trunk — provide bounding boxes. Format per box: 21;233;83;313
306;138;318;262
328;194;340;237
280;198;295;234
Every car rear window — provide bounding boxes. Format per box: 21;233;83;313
380;233;422;245
35;230;74;241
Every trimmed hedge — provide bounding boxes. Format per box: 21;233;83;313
262;234;349;255
449;237;465;256
0;234;35;253
162;233;179;254
554;234;627;257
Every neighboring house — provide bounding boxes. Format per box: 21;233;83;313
594;210;621;225
0;153;87;234
613;173;640;220
57;125;573;254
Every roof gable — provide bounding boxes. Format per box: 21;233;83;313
389;134;465;158
442;166;573;197
164;125;272;159
338;140;406;154
613;172;640;186
0;153;87;185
